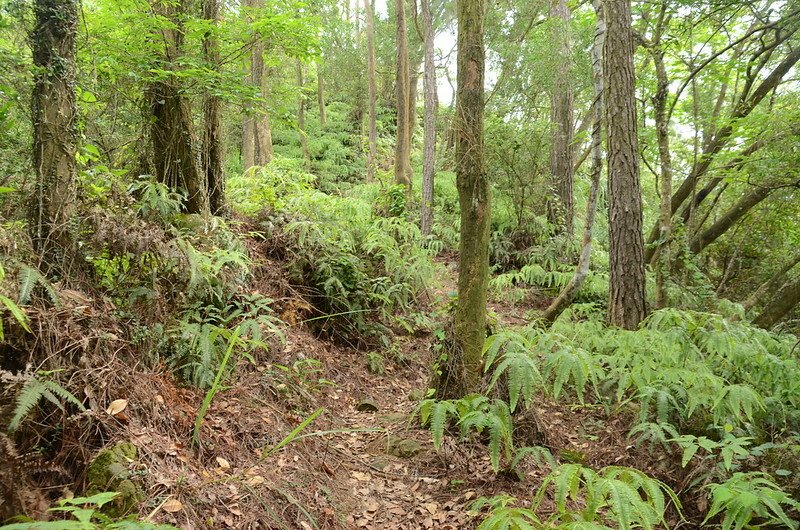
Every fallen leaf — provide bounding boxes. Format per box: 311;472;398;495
106;399;128;416
162;498;183;513
216;456;231;470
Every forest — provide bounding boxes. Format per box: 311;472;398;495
1;0;800;527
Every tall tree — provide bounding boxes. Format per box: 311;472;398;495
242;0;273;170
541;0;605;326
547;0;575;237
603;0;646;329
394;0;412;190
317;61;327;128
419;0;436;236
30;0;78;271
438;0;488;398
297;61;310;166
147;0;207;215
365;0;377;181
202;0;225;215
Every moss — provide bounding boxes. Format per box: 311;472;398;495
86;442;142;517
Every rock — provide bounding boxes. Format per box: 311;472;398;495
86;442;143;517
387;437;422;458
356;399;379;412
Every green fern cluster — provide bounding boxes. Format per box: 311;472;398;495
7;375;86;432
235;161;434;343
414;394;553;473
474;464;681;529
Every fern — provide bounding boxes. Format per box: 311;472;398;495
8;376;86;432
484;330;544;412
704;472;799;530
17;264;59;305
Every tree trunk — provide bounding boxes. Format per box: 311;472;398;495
419;0;436;236
147;0;206;215
242;0;273;169
394;0;412;190
202;0;225;215
603;0;646;329
547;0;575;237
753;276;800;329
743;252;800;312
297;61;310;166
365;0;378;181
651;18;672;308
317;61;327;128
30;0;78;273
439;0;488;398
688;185;774;253
541;0;604;326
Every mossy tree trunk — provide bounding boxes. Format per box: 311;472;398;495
30;0;78;274
394;0;412;191
148;0;207;215
438;0;489;398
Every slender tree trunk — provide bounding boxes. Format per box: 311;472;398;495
419;0;436;236
541;0;605;326
242;0;272;169
394;0;412;190
603;0;646;329
688;185;774;253
30;0;78;273
547;0;575;237
365;0;377;181
652;44;672;308
753;276;800;329
297;61;310;166
148;0;207;215
242;116;255;170
439;0;488;398
743;252;800;312
202;0;225;215
317;62;327;128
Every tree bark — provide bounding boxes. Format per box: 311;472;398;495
753;275;800;329
547;0;575;237
394;0;412;190
650;7;672;309
242;0;273;169
419;0;436;236
317;62;327;128
688;185;774;253
365;0;378;181
603;0;647;329
440;0;489;398
743;252;800;312
297;61;310;166
147;0;207;215
30;0;78;273
202;0;225;215
541;0;604;326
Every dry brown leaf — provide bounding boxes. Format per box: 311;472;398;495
216;456;231;470
246;475;265;486
162;498;183;513
106;399;128;416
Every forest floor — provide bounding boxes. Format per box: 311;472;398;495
5;251;686;529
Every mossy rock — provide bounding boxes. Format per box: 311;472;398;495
386;436;423;458
86;442;143;517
